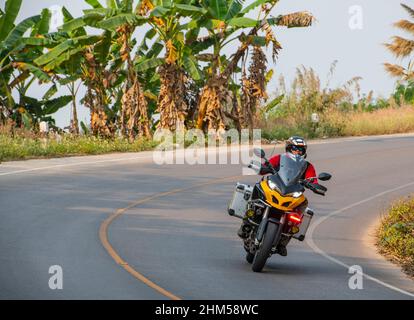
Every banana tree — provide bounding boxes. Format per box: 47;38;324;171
0;0;40;124
60;0;152;138
35;0;149;138
191;0;272;132
34;4;111;136
0;1;72;129
136;0;207;132
193;0;314;133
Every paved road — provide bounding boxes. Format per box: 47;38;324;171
1;134;414;299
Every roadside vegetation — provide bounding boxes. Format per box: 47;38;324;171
0;0;314;138
259;63;414;141
377;196;414;278
0;1;414;162
0;124;156;162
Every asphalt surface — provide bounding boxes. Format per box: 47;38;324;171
1;134;414;299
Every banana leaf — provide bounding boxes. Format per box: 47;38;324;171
97;13;146;30
43;47;84;72
150;6;171;18
95;31;112;64
60;17;86;33
228;17;257;27
262;95;284;113
183;53;202;81
35;8;51;35
42;95;72;115
135;57;164;72
35;35;101;66
19;37;56;46
15;62;51;82
175;4;206;16
146;42;163;59
2;15;41;49
85;0;104;9
0;0;23;41
225;0;243;21
106;0;118;9
241;0;269;14
42;84;57;100
203;0;228;21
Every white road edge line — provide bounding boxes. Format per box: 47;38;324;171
2;132;414;177
0;133;414;176
306;181;414;298
0;155;152;176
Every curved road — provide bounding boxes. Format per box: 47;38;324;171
1;134;414;299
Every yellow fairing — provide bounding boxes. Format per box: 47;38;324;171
260;180;306;211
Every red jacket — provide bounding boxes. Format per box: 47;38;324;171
261;154;318;184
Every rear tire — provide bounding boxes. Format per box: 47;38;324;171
246;252;254;264
252;223;278;272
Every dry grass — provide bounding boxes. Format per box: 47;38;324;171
328;106;414;136
261;106;414;141
260;63;414;141
377;195;414;278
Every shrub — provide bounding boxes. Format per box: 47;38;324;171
377;196;414;277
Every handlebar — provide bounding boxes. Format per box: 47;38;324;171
248;162;328;196
301;180;327;196
248;160;276;175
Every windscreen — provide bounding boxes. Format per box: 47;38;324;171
278;153;307;186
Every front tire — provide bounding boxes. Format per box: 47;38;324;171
252;223;278;272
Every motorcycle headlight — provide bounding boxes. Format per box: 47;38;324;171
290;192;303;198
267;179;277;190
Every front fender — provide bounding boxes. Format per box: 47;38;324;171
256;216;284;243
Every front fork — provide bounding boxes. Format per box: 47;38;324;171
254;207;286;248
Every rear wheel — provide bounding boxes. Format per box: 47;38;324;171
252;223;278;272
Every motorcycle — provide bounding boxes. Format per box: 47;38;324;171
228;148;332;272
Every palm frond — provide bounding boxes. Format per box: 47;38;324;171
384;36;414;58
401;3;414;20
384;63;406;78
394;19;414;34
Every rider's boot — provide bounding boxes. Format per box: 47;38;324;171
277;244;288;256
277;236;291;256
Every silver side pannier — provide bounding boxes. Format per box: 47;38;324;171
292;208;314;241
228;183;253;219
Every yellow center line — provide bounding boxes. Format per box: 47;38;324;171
99;175;242;300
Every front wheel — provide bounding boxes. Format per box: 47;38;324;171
252;222;279;272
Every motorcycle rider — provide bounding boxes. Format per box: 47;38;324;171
238;136;318;256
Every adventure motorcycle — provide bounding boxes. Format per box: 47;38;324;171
228;148;332;272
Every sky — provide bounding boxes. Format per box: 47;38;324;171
2;0;410;128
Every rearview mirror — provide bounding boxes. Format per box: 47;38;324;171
318;172;332;181
253;148;266;159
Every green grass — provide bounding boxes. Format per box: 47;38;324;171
0;134;158;162
377;196;414;278
2;105;414;162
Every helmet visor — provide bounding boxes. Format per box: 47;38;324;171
290;145;306;155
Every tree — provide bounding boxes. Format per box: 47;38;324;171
137;0;206;132
0;1;72;130
37;0;151;138
193;0;314;133
384;3;414;82
1;0;314;138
